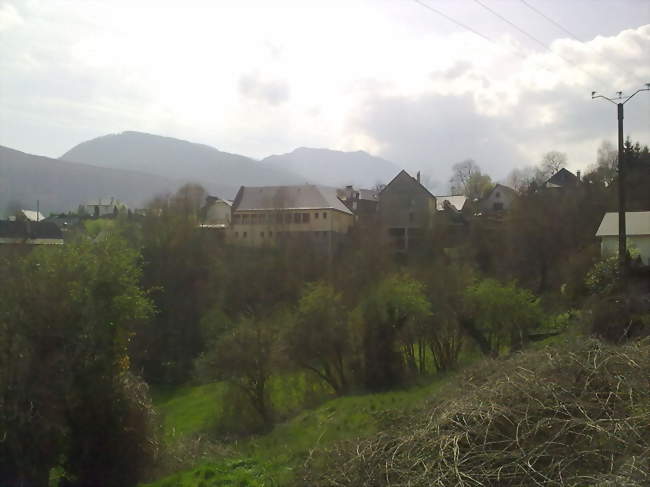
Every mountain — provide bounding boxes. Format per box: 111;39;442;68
0;145;174;215
261;147;400;188
61;131;303;197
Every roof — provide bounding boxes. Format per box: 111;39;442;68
546;168;578;187
381;170;437;200
86;197;124;207
435;195;467;211
596;211;650;237
233;185;353;215
0;220;64;241
206;195;233;206
20;209;46;221
358;189;378;201
484;183;517;199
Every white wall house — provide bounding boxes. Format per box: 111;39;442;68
480;184;518;213
85;197;127;217
201;196;232;228
595;211;650;265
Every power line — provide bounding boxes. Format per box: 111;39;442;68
411;0;494;45
519;0;640;86
472;0;610;87
519;0;580;40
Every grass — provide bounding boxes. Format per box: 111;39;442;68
144;374;452;486
154;382;227;441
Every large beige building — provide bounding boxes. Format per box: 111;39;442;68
229;185;354;250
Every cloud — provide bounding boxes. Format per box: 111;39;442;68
238;72;290;106
351;93;524;184
348;23;650;184
0;3;22;32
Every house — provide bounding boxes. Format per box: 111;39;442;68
11;209;46;222
45;214;81;231
595;211;650;265
200;196;232;229
0;220;64;245
84;197;128;217
338;186;379;222
544;168;580;189
229;184;354;249
377;170;437;251
480;184;518;213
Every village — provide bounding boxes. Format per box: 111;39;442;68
2;166;648;269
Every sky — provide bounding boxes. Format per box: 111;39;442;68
1;0;649;187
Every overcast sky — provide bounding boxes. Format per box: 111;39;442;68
1;0;649;185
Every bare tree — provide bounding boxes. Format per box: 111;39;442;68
450;159;493;201
540;151;567;179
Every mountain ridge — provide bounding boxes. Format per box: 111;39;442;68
0;145;175;215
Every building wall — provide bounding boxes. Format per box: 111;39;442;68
601;235;650;265
481;187;517;213
377;172;436;250
228;209;353;247
205;201;231;225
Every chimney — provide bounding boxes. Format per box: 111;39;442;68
576;170;581;182
416;171;421;183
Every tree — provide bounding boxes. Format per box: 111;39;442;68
131;184;219;385
197;313;280;428
540;150;567;179
506;166;538;193
357;274;431;390
449;159;493;201
421;262;473;372
463;279;542;356
285;282;350;394
0;236;155;486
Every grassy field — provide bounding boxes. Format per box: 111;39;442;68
144;373;452;486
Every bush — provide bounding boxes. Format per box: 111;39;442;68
304;339;650;486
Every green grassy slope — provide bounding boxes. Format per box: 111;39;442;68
144;375;450;487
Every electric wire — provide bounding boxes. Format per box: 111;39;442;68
472;0;610;87
519;0;642;88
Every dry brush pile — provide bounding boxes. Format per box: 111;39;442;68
303;339;650;486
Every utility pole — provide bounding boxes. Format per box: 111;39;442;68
592;84;650;274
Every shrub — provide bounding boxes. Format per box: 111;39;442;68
304;339;650;486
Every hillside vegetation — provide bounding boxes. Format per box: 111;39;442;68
305;338;650;486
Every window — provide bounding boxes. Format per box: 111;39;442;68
294;213;301;224
284;214;292;224
243;231;247;238
251;214;257;224
259;214;266;224
234;232;239;237
242;214;249;224
323;212;327;219
269;231;273;237
302;213;309;223
495;192;501;198
314;212;319;219
493;202;504;211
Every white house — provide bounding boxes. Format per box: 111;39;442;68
595;211;650;265
200;196;232;228
480;184;518;213
8;209;46;222
85;197;128;217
